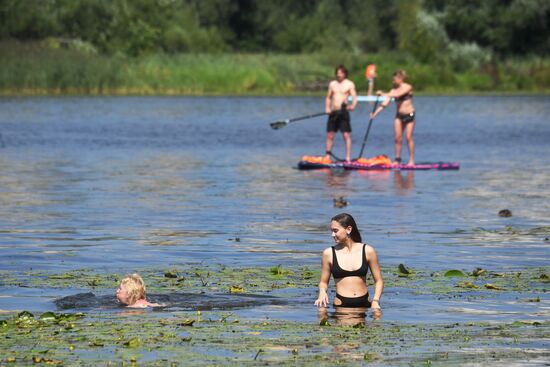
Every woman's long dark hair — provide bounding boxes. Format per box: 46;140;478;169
331;213;362;243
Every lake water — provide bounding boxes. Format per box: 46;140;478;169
0;96;549;324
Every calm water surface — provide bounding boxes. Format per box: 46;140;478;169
0;96;548;322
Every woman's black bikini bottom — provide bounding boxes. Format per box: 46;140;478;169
335;292;371;308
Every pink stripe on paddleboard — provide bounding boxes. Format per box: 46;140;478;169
344;162;460;170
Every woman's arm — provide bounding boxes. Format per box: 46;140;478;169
387;83;412;99
314;248;332;307
371;91;392;118
366;245;384;310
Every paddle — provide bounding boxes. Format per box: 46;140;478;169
356;97;380;159
365;64;377;81
353;64;379;159
270;112;327;130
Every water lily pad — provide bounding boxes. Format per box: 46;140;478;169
398;264;411;276
17;311;34;319
444;270;465;277
49;273;76;279
484;283;504;290
457;281;479;289
301;268;314;279
270;265;283;276
57;313;86;322
124;337;141;348
229;285;244;293
39;312;56;322
471;268;487;277
364;352;383;362
164;271;178;279
179;319;195;327
87;278;100;286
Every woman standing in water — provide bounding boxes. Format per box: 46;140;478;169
371;70;416;166
314;213;383;312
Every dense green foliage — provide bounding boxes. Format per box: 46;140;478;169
1;39;548;95
1;0;548;57
0;0;548;94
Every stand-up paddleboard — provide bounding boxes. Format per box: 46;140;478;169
345;161;460;170
298;155;459;171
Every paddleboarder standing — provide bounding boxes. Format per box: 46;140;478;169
325;65;357;162
371;70;416;166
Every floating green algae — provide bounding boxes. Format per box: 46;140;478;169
1;264;548;365
2;264;548;299
1;311;548;366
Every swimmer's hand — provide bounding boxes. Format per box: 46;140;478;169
126;300;163;308
371;299;381;310
314;293;329;308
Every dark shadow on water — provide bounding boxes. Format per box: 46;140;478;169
55;292;289;311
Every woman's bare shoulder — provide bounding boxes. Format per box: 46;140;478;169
363;243;378;255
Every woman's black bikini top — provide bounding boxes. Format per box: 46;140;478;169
396;92;413;102
331;244;369;279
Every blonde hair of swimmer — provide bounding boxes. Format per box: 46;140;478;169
116;273;161;308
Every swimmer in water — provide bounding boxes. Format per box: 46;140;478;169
116;274;162;308
315;213;383;314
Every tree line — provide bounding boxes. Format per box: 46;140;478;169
1;0;548;59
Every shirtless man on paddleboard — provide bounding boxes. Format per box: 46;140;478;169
325;65;357;162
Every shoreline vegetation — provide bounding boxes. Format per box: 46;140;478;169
1;40;549;97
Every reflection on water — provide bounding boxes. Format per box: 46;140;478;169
0;96;549;322
318;306;382;326
394;171;415;193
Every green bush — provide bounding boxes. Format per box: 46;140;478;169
0;40;548;95
448;42;492;72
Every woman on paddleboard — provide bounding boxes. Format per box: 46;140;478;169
371;70;416;166
314;213;383;313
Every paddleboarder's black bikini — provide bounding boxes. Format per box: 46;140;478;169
397;111;415;124
395;92;415;124
395;91;413;102
331;244;371;308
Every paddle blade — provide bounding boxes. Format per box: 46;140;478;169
270;120;289;130
365;64;377;80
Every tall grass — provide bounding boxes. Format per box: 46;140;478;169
0;40;548;95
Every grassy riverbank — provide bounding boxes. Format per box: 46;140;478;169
1;40;549;96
